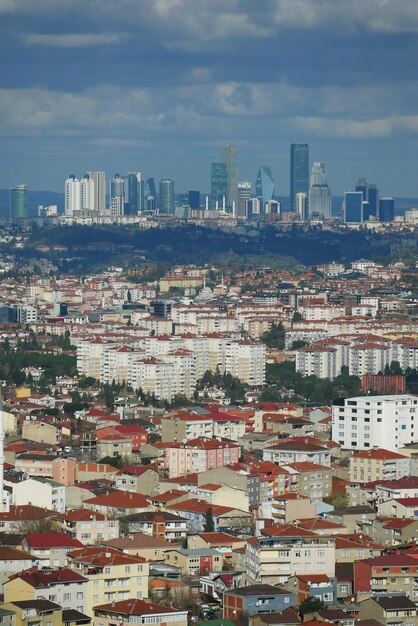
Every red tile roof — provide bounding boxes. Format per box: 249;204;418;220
25;533;83;549
95;599;178;616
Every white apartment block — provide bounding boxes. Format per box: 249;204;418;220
349;342;392;377
332;394;418;451
296;345;337;380
226;340;266;386
246;535;335;585
299;304;346;322
129;357;176;401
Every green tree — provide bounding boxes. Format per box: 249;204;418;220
261;323;285;349
299;596;325;615
203;508;215;532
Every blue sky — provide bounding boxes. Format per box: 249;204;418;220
1;0;418;196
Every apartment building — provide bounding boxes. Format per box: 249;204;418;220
354;554;418;599
332;395;418;451
67;546;149;616
296;345;338;380
263;439;332;467
161;412;214;442
57;510;120;545
246;533;335;586
349;448;410;482
165;438;241;478
359;595;418;626
283;461;333;499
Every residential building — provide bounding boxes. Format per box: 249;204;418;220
13;477;65;512
93;599;187;626
349;449;410;482
67;547;149;616
164;548;222;575
1;600;63;626
354;554;418;598
332;395;418;451
57;511;120;545
22;533;83;568
166;438;240;478
120;511;188;542
359;595;418;626
263;439;332;467
223;584;297;621
4;567;88;614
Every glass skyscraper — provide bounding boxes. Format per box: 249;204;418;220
290;143;309;211
255;166;275;212
10;184;28;220
220;144;238;209
309;162;331;220
379;197;395;222
211;162;228;208
188;190;200;210
159;178;175;213
355;177;379;220
344;191;363;223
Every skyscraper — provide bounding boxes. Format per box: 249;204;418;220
237;181;252;218
355;177;379;220
80;174;95;212
255;166;275;212
211;163;228;208
344;191;363;223
88;171;106;214
309;162;331;220
188;190;200;210
64;176;80;216
125;172;143;215
10;184;28;220
111;174;125;217
290;143;309;211
295;192;308;221
379;197;395;222
159;178;174;213
220;144;238;209
145;178;156;212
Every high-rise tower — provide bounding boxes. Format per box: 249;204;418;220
64;176;80;216
355;177;379;220
88;171;106;214
309;162;331;220
237;181;252;218
220;144;238;209
211;163;228;208
10;184;28;220
111;174;125;217
159;178;175;213
255;166;275;212
290;143;309;211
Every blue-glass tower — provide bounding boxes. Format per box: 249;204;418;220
290;144;309;211
379;197;395;222
344;191;363;223
255;166;275;212
211;162;228;208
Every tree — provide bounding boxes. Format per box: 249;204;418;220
261;323;285;349
299;596;325;615
203;507;215;532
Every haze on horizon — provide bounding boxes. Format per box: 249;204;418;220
1;0;418;197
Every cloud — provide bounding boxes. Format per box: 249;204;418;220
22;32;129;47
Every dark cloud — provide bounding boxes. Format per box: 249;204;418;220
1;0;418;195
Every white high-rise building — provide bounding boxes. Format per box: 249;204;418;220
80;174;95;212
332;394;418;452
64;176;80;216
309;162;331;220
88;171;106;213
295;192;307;220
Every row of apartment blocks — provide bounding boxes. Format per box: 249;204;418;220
77;334;266;400
296;335;418;379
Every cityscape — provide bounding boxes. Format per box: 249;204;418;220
1;2;418;626
9;143;411;225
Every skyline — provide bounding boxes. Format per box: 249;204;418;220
2;1;418;195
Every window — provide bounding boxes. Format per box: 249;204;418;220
340;584;349;593
125;565;131;573
63;593;71;601
93;595;99;603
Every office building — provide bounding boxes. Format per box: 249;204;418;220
309;162;331;220
332;394;418;451
64;176;80;216
210;162;228;208
295;192;307;220
237;181;251;218
88;171;106;214
144;177;156;212
355;177;379;220
188;190;200;210
10;183;28;220
110;173;125;218
344;191;363;223
159;178;174;213
379;197;395;222
220;144;238;208
255;166;275;211
124;172;143;215
290;143;309;211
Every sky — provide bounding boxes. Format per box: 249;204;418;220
1;0;418;196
